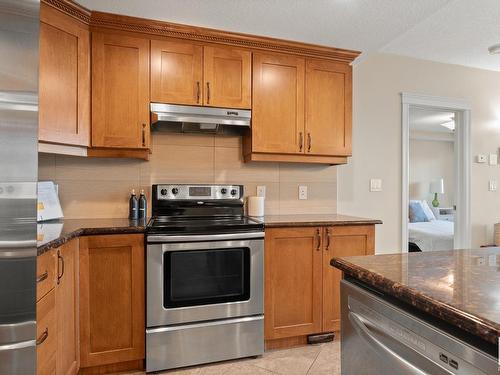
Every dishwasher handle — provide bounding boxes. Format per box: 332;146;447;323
348;312;428;375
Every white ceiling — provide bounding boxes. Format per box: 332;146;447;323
78;0;500;71
409;107;455;134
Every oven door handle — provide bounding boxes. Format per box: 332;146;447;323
147;232;264;243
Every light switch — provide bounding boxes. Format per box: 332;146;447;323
489;154;498;165
298;185;308;200
489;180;497;192
477;155;487;163
370;179;382;192
256;185;266;198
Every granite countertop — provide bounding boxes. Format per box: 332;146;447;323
37;218;147;255
259;214;382;227
331;248;500;344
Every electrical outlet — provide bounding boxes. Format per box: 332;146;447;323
477;155;487;163
489;180;497;192
256;185;266;198
298;185;308;200
370;178;382;192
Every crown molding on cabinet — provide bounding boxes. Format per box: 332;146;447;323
42;0;91;24
42;0;360;63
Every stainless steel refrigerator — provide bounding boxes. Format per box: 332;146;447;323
0;0;39;373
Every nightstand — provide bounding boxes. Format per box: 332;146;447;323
431;207;455;221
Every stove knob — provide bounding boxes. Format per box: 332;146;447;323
160;189;168;196
220;188;227;195
171;188;179;195
230;189;238;196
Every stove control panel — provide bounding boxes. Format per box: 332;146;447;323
156;184;243;200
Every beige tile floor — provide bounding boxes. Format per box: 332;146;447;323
123;338;340;375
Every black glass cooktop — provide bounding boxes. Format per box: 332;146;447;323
147;215;264;235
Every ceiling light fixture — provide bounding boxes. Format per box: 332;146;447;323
488;44;500;54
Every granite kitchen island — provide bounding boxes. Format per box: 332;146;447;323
332;248;499;374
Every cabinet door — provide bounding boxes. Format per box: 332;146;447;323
37;289;57;375
305;59;352;156
79;234;144;368
203;46;251;109
56;239;79;375
322;225;374;332
92;32;150;149
252;53;305;154
151;39;203;105
39;4;90;146
265;227;322;340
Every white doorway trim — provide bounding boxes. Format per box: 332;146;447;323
401;92;471;252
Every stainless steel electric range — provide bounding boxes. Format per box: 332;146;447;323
145;184;265;373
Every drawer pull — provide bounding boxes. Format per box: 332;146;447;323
36;271;48;283
307;132;312;152
57;250;65;285
36;328;48;346
315;228;321;251
325;228;331;251
142;123;146;147
196;81;200;103
206;82;211;104
299;132;303;152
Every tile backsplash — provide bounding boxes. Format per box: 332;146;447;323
38;132;337;218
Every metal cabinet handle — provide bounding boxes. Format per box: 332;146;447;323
315;228;321;251
196;81;200;103
325;228;331;251
36;328;48;346
299;132;303;152
57;250;64;285
36;271;48;283
307;133;312;152
206;82;210;104
142;123;146;147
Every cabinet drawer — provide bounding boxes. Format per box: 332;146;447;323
37;249;56;302
36;289;56;375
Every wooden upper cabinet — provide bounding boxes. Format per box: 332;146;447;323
79;234;145;369
151;39;203;105
305;59;352;156
39;4;90;146
322;225;374;332
92;32;150;149
252;53;305;154
265;227;322;340
203;46;251;109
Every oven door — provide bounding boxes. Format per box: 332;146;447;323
147;232;264;327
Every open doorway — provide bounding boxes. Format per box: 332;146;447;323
408;108;456;251
401;93;471;252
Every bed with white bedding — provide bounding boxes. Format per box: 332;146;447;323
408;220;454;252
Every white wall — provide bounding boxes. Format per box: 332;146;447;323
339;53;500;253
409;139;455;208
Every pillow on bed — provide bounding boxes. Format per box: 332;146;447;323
420;200;436;221
409;201;429;223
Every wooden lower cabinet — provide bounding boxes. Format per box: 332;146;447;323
56;240;79;375
78;234;145;371
264;227;323;340
37;239;79;375
322;225;374;332
264;225;375;346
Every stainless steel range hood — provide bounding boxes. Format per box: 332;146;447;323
150;103;251;135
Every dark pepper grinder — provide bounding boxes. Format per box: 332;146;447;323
129;189;139;220
139;189;147;219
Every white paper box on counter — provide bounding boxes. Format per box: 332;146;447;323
37;181;64;221
247;196;265;217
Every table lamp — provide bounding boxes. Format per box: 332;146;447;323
430;178;444;207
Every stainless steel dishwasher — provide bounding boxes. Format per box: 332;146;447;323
341;279;498;375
